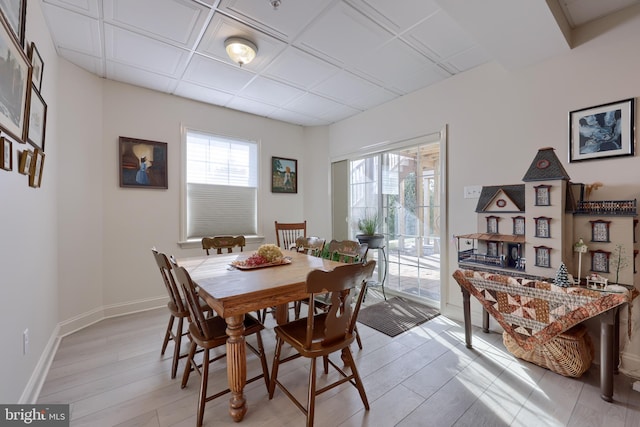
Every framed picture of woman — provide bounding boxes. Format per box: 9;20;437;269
119;136;168;189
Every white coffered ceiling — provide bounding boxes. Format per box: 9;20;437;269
40;0;640;127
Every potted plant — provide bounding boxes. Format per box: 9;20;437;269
355;212;385;249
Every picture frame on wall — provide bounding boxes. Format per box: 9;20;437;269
119;136;168;189
0;0;26;46
0;11;31;144
27;84;47;150
18;148;31;174
28;148;44;188
28;41;44;91
1;136;11;171
569;98;635;163
271;156;297;194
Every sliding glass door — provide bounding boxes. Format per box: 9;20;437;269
348;138;443;305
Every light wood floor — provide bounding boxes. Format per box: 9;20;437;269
38;296;640;427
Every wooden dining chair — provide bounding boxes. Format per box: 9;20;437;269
291;236;326;319
316;239;368;349
268;260;376;427
293;236;325;256
201;235;245;255
275;220;306;250
151;248;212;379
171;259;270;427
323;239;369;263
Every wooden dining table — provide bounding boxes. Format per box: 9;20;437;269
177;250;345;422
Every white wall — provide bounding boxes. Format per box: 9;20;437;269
329;8;640;375
9;2;640;403
1;1;59;403
100;82;307;309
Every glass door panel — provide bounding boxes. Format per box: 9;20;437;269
348;141;441;304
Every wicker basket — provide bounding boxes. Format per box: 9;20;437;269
503;324;594;377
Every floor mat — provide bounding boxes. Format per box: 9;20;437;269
357;297;440;337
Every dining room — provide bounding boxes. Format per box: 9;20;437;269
5;2;640;425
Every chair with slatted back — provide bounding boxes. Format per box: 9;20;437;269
200;236;266;322
293;236;325;256
323;239;369;263
201;235;245;255
317;239;368;349
171;259;270;427
268;260;376;427
151;248;213;379
275;220;307;250
292;237;326;319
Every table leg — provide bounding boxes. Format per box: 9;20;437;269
614;308;620;375
482;308;490;333
225;315;247;421
274;303;290;325
600;309;617;402
461;287;473;349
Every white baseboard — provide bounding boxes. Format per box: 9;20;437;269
103;296;167;319
619;350;640;380
19;324;61;404
24;296;167;403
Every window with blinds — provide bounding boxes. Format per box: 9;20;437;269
185;130;258;239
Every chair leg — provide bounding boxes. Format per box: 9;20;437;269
161;315;175;355
343;347;369;410
170;317;183;379
307;357;317;427
197;348;210;427
354;324;363;350
255;331;270;391
269;338;284;398
294;301;302;320
181;341;198;389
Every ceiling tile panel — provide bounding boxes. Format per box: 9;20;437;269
237;76;306;107
295;2;391;66
406;9;476;61
284;93;351;117
317;103;361;123
218;0;334;41
354;38;442;91
391;62;450;94
58;47;104;76
444;46;490;73
174;81;235;106
42;4;103;56
346;0;440;31
225;96;278;118
262;47;340;90
197;14;287;71
311;70;385;104
347;86;397;111
43;0;100;18
106;62;178;93
182;54;255;91
104;25;190;76
103;0;211;48
267;108;323;126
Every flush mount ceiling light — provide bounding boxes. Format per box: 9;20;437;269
224;37;257;67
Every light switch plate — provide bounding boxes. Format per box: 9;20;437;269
464;185;482;199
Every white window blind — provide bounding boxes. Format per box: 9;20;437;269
186;130;258;239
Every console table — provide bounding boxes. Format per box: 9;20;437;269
452;269;634;402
